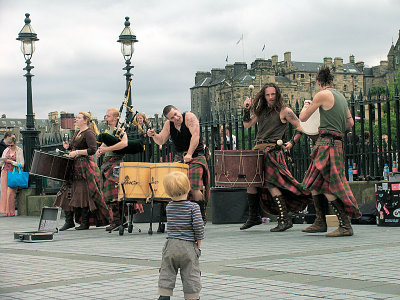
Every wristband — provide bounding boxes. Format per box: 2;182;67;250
290;130;303;145
243;109;251;122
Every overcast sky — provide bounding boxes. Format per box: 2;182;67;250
1;0;400;120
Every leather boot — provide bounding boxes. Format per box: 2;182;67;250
197;200;207;225
270;195;293;232
75;207;90;230
240;193;262;230
59;211;75;231
325;199;354;237
106;202;121;232
302;194;328;233
157;202;167;233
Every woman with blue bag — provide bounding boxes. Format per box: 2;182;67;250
0;136;24;217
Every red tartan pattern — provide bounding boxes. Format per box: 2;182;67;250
258;147;311;215
101;155;143;213
174;155;210;202
55;156;111;226
303;130;361;219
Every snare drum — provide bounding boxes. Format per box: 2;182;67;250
30;150;74;181
215;150;264;187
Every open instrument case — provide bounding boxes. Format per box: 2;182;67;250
14;207;61;242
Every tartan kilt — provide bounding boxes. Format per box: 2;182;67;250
258;147;311;215
101;155;123;204
174;155;210;203
303;137;361;219
55;156;111;226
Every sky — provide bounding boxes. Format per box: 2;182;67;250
1;0;400;121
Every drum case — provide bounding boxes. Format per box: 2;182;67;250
14;207;61;242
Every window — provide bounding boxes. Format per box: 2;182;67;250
301;74;305;79
293;74;295;80
344;85;347;91
343;75;347;80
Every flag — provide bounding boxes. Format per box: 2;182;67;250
225;54;228;63
262;44;265;52
236;34;243;45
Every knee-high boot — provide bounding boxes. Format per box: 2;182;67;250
197;200;207;225
106;202;122;232
270;195;293;232
302;194;328;233
240;193;262;230
75;207;90;230
325;199;354;237
59;211;75;231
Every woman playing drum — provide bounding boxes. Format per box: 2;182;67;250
55;112;111;230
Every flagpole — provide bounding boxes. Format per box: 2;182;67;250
242;34;245;62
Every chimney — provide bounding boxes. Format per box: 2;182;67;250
380;60;388;66
349;55;355;64
356;61;364;71
323;57;332;66
233;62;247;77
284;52;291;64
271;55;278;66
211;68;225;81
334;57;343;71
195;71;211;85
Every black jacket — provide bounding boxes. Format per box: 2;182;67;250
0;139;8;157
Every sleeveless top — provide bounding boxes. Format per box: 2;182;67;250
319;89;348;134
169;113;203;154
256;109;287;141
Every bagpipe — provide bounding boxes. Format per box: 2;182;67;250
97;80;145;155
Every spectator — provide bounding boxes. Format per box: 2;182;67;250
0;136;24;217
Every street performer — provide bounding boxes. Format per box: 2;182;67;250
147;105;210;224
241;82;311;232
96;108;144;232
300;66;360;237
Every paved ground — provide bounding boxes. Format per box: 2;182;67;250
0;216;400;300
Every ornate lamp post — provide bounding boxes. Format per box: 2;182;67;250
16;13;40;171
117;16;138;120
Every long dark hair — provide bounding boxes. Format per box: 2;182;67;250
252;82;286;117
316;66;334;87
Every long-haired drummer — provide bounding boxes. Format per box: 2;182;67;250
55;112;111;230
147;105;210;224
241;83;311;232
300;66;360;237
96;108;144;232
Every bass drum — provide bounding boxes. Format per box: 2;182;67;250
30;150;74;181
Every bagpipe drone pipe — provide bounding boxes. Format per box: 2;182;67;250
97;80;144;155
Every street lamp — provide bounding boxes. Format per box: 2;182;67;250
16;13;40;172
117;16;138;120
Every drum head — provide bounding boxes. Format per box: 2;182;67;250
300;109;320;136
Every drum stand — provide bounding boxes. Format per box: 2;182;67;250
118;184;142;236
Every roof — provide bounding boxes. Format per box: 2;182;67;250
291;61;322;73
275;75;290;83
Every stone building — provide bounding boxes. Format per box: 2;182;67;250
191;53;364;120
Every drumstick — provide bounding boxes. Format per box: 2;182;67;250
246;85;254;108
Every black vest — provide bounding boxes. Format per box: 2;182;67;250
169;113;203;154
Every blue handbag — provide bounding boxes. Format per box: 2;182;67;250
7;162;29;188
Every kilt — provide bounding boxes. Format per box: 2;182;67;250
55;156;111;226
174;155;210;202
303;130;361;219
257;146;311;215
100;155;143;213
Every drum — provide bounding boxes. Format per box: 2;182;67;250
215;150;264;187
299;108;320;136
118;162;153;200
30;150;74;181
151;163;189;199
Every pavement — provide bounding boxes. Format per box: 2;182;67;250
0;216;400;300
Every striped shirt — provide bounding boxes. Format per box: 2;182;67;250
166;200;205;242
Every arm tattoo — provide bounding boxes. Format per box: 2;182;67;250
287;110;298;122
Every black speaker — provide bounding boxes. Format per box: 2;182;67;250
211;187;248;224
